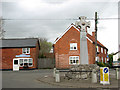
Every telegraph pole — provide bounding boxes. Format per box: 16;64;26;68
0;18;5;39
95;12;98;63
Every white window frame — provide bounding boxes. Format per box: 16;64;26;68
22;48;30;54
101;57;103;63
70;43;77;50
105;58;107;63
69;56;79;65
104;49;106;54
96;56;99;62
19;58;33;67
101;48;103;53
97;46;99;52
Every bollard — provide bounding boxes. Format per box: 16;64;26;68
116;68;119;80
92;69;97;83
53;68;56;78
55;70;60;82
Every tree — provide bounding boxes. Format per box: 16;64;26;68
108;53;114;67
118;58;120;61
39;38;53;58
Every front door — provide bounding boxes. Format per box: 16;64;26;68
13;59;19;71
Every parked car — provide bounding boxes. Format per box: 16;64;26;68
112;61;120;68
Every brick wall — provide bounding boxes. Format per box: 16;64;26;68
1;42;39;70
54;25;108;69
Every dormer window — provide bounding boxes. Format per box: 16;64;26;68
70;43;77;50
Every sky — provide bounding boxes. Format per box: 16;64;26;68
1;0;119;54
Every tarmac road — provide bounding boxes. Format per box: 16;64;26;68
2;69;119;89
2;69;63;88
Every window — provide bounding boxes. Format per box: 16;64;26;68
97;46;99;52
104;49;106;54
22;48;30;54
70;43;77;50
96;56;99;62
19;58;33;67
101;48;103;53
102;57;103;63
29;59;33;66
69;56;79;65
19;59;23;66
14;60;18;65
105;58;107;63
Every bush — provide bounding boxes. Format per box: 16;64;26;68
38;53;46;58
97;62;111;67
97;62;105;67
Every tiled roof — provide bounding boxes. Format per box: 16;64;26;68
0;38;39;48
87;33;107;49
54;24;108;50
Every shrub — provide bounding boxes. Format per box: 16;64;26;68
97;62;111;67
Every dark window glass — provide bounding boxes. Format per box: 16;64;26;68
20;63;23;66
73;60;75;63
74;47;76;49
29;63;32;65
14;60;18;64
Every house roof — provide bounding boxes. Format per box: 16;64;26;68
86;33;107;49
54;24;108;50
0;38;39;49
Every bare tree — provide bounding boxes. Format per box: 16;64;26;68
0;17;5;39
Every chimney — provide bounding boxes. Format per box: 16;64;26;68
92;32;95;38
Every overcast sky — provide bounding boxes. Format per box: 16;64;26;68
1;0;119;54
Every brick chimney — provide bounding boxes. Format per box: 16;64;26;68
92;32;95;38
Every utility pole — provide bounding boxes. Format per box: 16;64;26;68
0;18;5;39
95;12;98;63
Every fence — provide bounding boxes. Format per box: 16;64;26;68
38;58;55;69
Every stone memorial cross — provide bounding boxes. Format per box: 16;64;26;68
75;16;91;64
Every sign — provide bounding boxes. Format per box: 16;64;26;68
100;67;110;85
16;54;30;57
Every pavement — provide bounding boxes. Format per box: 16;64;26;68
2;69;120;89
37;71;119;89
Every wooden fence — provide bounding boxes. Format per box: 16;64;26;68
37;58;55;69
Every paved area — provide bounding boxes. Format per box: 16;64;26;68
2;69;120;89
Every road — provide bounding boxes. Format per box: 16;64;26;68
1;69;120;89
2;69;63;88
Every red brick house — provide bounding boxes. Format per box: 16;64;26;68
0;38;40;70
53;24;108;69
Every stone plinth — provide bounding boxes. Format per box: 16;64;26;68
65;64;99;80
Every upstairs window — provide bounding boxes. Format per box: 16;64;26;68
97;46;99;52
104;49;107;54
70;43;77;50
101;48;103;53
22;48;30;54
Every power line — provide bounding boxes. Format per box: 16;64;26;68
2;18;119;21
